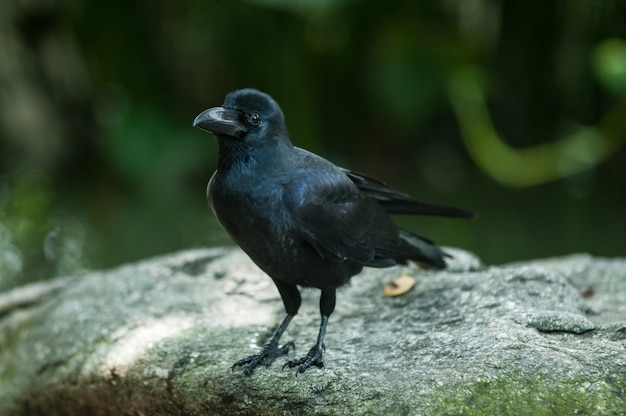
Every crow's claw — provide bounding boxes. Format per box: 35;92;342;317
232;341;294;378
284;344;324;374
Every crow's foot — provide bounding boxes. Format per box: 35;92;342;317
233;341;294;378
285;344;324;373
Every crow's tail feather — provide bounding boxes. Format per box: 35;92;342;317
396;229;447;269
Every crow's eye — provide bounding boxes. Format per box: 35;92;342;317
248;113;261;126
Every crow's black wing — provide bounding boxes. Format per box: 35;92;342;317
341;169;475;219
283;165;400;267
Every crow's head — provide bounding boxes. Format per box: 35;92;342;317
194;89;289;150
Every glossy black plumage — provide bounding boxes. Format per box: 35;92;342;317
193;88;474;376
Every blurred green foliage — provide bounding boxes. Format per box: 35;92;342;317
1;0;625;291
449;63;626;187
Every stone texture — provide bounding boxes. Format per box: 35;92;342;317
0;248;625;415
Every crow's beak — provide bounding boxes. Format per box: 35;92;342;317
193;107;247;139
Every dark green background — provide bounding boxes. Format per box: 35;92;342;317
1;0;625;291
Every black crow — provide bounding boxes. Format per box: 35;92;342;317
193;89;474;376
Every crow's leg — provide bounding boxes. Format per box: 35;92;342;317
286;287;335;373
232;313;295;377
233;282;300;378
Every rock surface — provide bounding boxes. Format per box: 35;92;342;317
0;247;625;415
